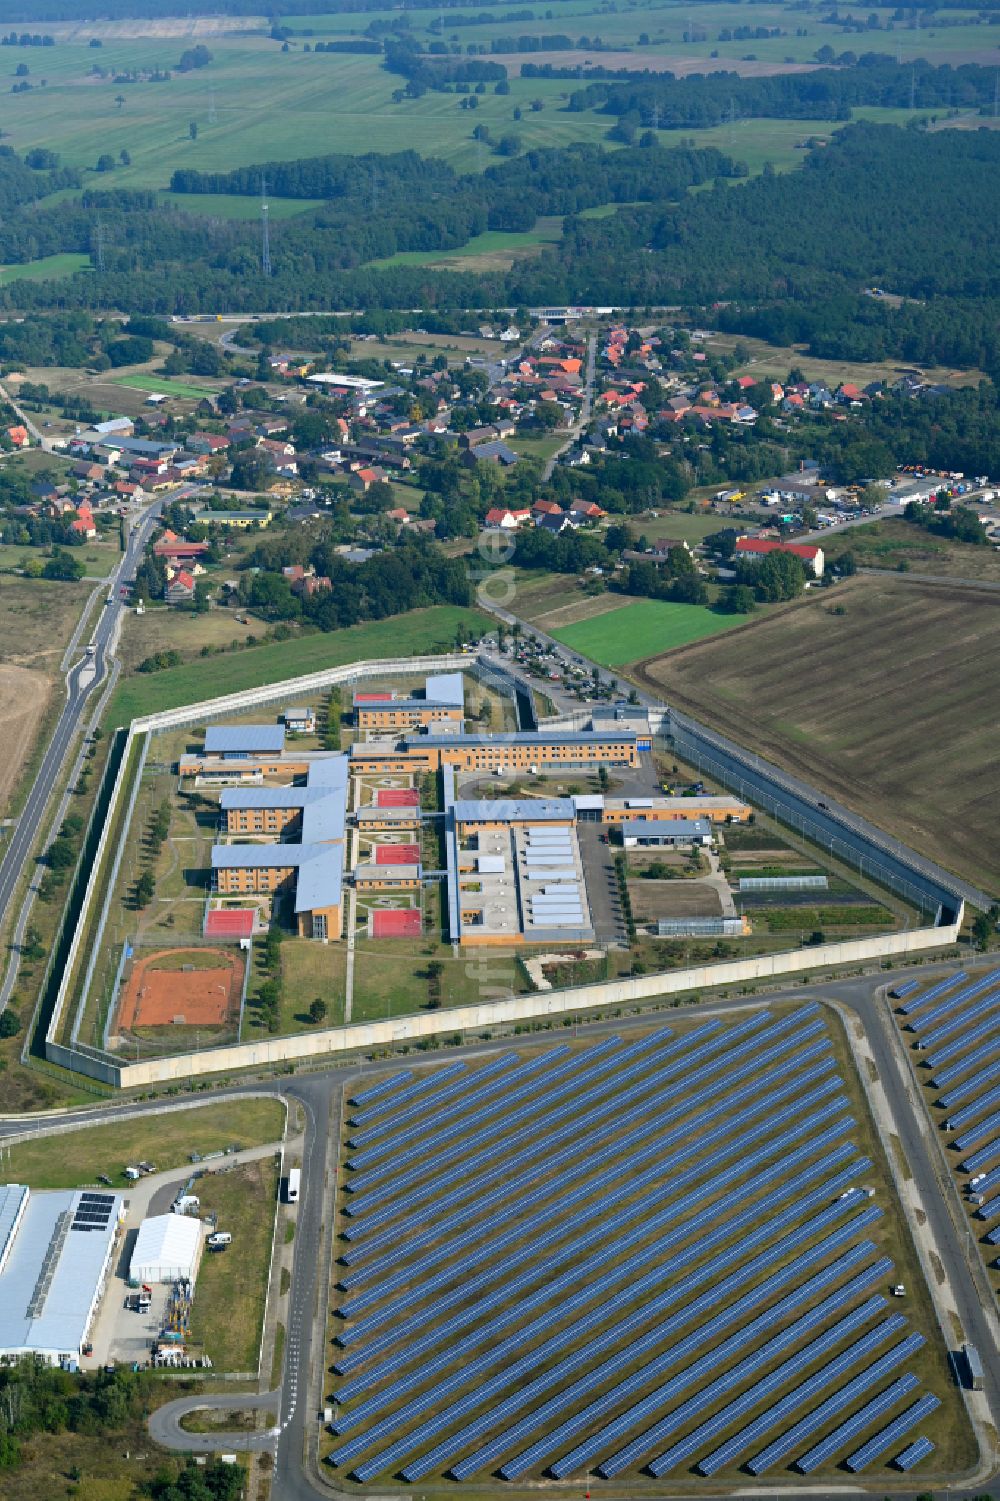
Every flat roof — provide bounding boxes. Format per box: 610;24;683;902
424;672;465;707
0;1186;123;1359
624;818;711;839
308;372;383;390
355;863;422;881
283;706;313;719
205;724;285;755
454;798;576;823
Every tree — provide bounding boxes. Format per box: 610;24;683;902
972;910;996;952
119;148;130;166
308;998;327;1024
95;153;115;173
134;870;155;908
0;1008;19;1039
189;120;198;141
719;583;756;614
115;93;125;110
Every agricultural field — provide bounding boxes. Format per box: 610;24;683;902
373;222;563;273
0;252;90;285
322;1010;971;1485
633;576;1000;892
551;598;740;667
111;372;219;400
888;965;1000;1304
1;1097;284;1189
116;604;268;675
105;605;489;726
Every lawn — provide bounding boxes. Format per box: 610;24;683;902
3;1097;284;1189
550;598;740;666
188;1155;280;1373
275;938;348;1032
823;516;1000;583
105;605;489;726
633;575;1000;891
111;373;218;400
159;191;323;221
0;252;90;284
373;221;562;270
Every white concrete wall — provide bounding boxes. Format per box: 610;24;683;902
62;918;957;1088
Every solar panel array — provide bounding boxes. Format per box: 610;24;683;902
894;1435;935;1471
326;1012;941;1484
892;965;1000;1284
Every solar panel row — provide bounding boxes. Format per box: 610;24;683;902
476;1197;878;1483
348;1243;887;1484
918;993;1000;1052
928;1015;1000;1070
954;1108;1000;1153
944;1080;1000;1132
696;1321;915;1474
348;1070;412;1108
340;1055;841;1296
746;1333;925;1474
343;1015;776;1247
348;1060;469;1125
937;1058;1000;1112
959;1137;1000;1175
335;1093;853;1396
845;1394;941;1472
931;1040;998;1091
594;1273;890;1478
333;1114;858;1436
894;1435;935;1471
910;970;1000;1029
796;1375;922;1471
899;971;967;1015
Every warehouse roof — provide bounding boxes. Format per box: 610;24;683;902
623;818;711;840
130;1214;202;1282
205;724;285;755
0;1186;123;1360
423;672;465;707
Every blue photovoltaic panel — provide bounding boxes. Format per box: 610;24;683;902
932;1041;1000;1090
348;1053;519;1148
929;1017;1000;1070
348;1060;469;1125
954;1109;1000;1152
796;1379;921;1472
746;1334;925;1474
348;1046;569;1147
844;1394;941;1472
890;979;918;999
980;1206;1000;1230
938;1059;1000;1111
960;1138;1000;1175
895;1436;935;1471
346;1253;887;1483
340;1059;840;1297
333;1118;861;1448
696;1328;918;1475
911;971;1000;1028
335;1098;852;1367
343;1015;775;1239
645;1297;889;1477
341;1025;781;1267
569;1268;889;1480
336;1060;839;1339
968;1164;1000;1198
466;1184;875;1482
900;971;968;1015
349;1071;412;1108
918;993;1000;1051
943;1080;1000;1131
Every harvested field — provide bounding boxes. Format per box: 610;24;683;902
118;945;243;1031
629;880;723;920
532;593;629;630
502;49;822;76
632;577;1000;892
0;663;51;817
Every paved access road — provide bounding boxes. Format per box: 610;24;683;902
0;490;201;1009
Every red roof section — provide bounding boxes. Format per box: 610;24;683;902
372;907;422;938
736;538;820;561
376;787;420;807
355;693;394;703
205;908;255;939
376;843;421;865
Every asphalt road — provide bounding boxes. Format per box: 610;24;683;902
0;490;199;1011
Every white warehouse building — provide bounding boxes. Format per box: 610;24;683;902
0;1183;124;1365
130;1213;203;1285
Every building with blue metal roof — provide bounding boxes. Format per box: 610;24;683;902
204;724;286;758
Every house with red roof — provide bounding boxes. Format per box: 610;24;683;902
484;506;531;530
71;503;97;539
735;537;824;578
165;568;196;604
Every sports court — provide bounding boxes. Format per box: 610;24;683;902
370;908;422;939
376;788;420;808
375;843;421;865
117;946;245;1030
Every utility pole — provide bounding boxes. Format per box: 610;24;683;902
93;219;106;273
208;86;217;125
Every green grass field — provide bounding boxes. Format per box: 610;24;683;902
111;372;217;399
188;1155;280;1372
0;252;90;284
373;221;562;269
159;191;323;221
2;1098;284;1189
106;605;488;725
550;598;739;666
